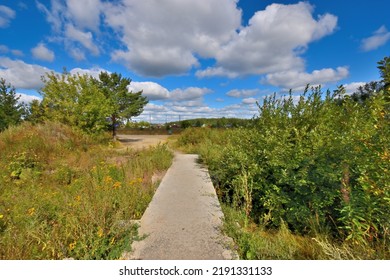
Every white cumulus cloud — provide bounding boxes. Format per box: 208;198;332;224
66;0;102;31
17;93;42;104
31;43;55;62
342;82;368;95
196;2;338;78
361;25;390;52
103;0;241;76
128;82;170;101
263;67;349;90
170;87;212;101
0;57;52;89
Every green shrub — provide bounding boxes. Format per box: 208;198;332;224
177;85;389;259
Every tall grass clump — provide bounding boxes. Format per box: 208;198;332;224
177;85;389;259
0;122;173;259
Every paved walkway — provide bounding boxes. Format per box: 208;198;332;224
123;153;236;260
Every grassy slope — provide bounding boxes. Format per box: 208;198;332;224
0;122;173;259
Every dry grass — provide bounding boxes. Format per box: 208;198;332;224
0;122;173;259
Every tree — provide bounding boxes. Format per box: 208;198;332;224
378;56;390;93
40;71;148;136
0;78;24;131
97;72;148;138
24;99;46;124
351;81;383;104
40;71;113;134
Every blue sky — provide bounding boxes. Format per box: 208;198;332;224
0;0;389;123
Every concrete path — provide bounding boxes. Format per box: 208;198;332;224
123;152;236;260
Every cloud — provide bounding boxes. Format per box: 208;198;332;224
103;0;241;76
127;80;212;102
170;87;212;101
133;100;259;123
361;25;390;52
127;81;214;122
128;82;170;101
37;0;101;60
11;49;23;56
66;0;102;31
111;48;199;77
0;45;8;53
31;43;55;62
195;66;238;79
68;48;86;61
0;57;52;89
263;67;349;90
0;5;15;28
69;67;108;79
36;0;341;83
342;82;367;95
17;93;42;104
0;45;23;56
37;0;102;32
227;89;259;98
36;0;64;33
65;24;99;55
242;97;258;105
196;2;337;78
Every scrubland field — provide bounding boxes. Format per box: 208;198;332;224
176;86;390;259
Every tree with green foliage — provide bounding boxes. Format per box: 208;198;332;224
0;78;24;131
378;56;390;93
40;71;113;134
351;81;383;104
97;72;148;137
40;71;148;136
180;120;191;129
24;99;46;124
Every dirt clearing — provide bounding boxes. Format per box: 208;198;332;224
117;134;170;150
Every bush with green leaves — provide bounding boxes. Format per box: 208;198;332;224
178;82;389;257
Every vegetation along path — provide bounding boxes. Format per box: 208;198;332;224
122;152;236;260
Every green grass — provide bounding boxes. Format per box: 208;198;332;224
221;205;364;260
0;122;173;259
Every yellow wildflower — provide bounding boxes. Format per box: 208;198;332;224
69;241;76;251
113;181;122;189
97;227;104;238
129;178;143;185
27;207;35;216
110;237;116;245
0;214;3;219
104;176;113;184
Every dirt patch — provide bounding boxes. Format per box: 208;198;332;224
116;134;170;150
